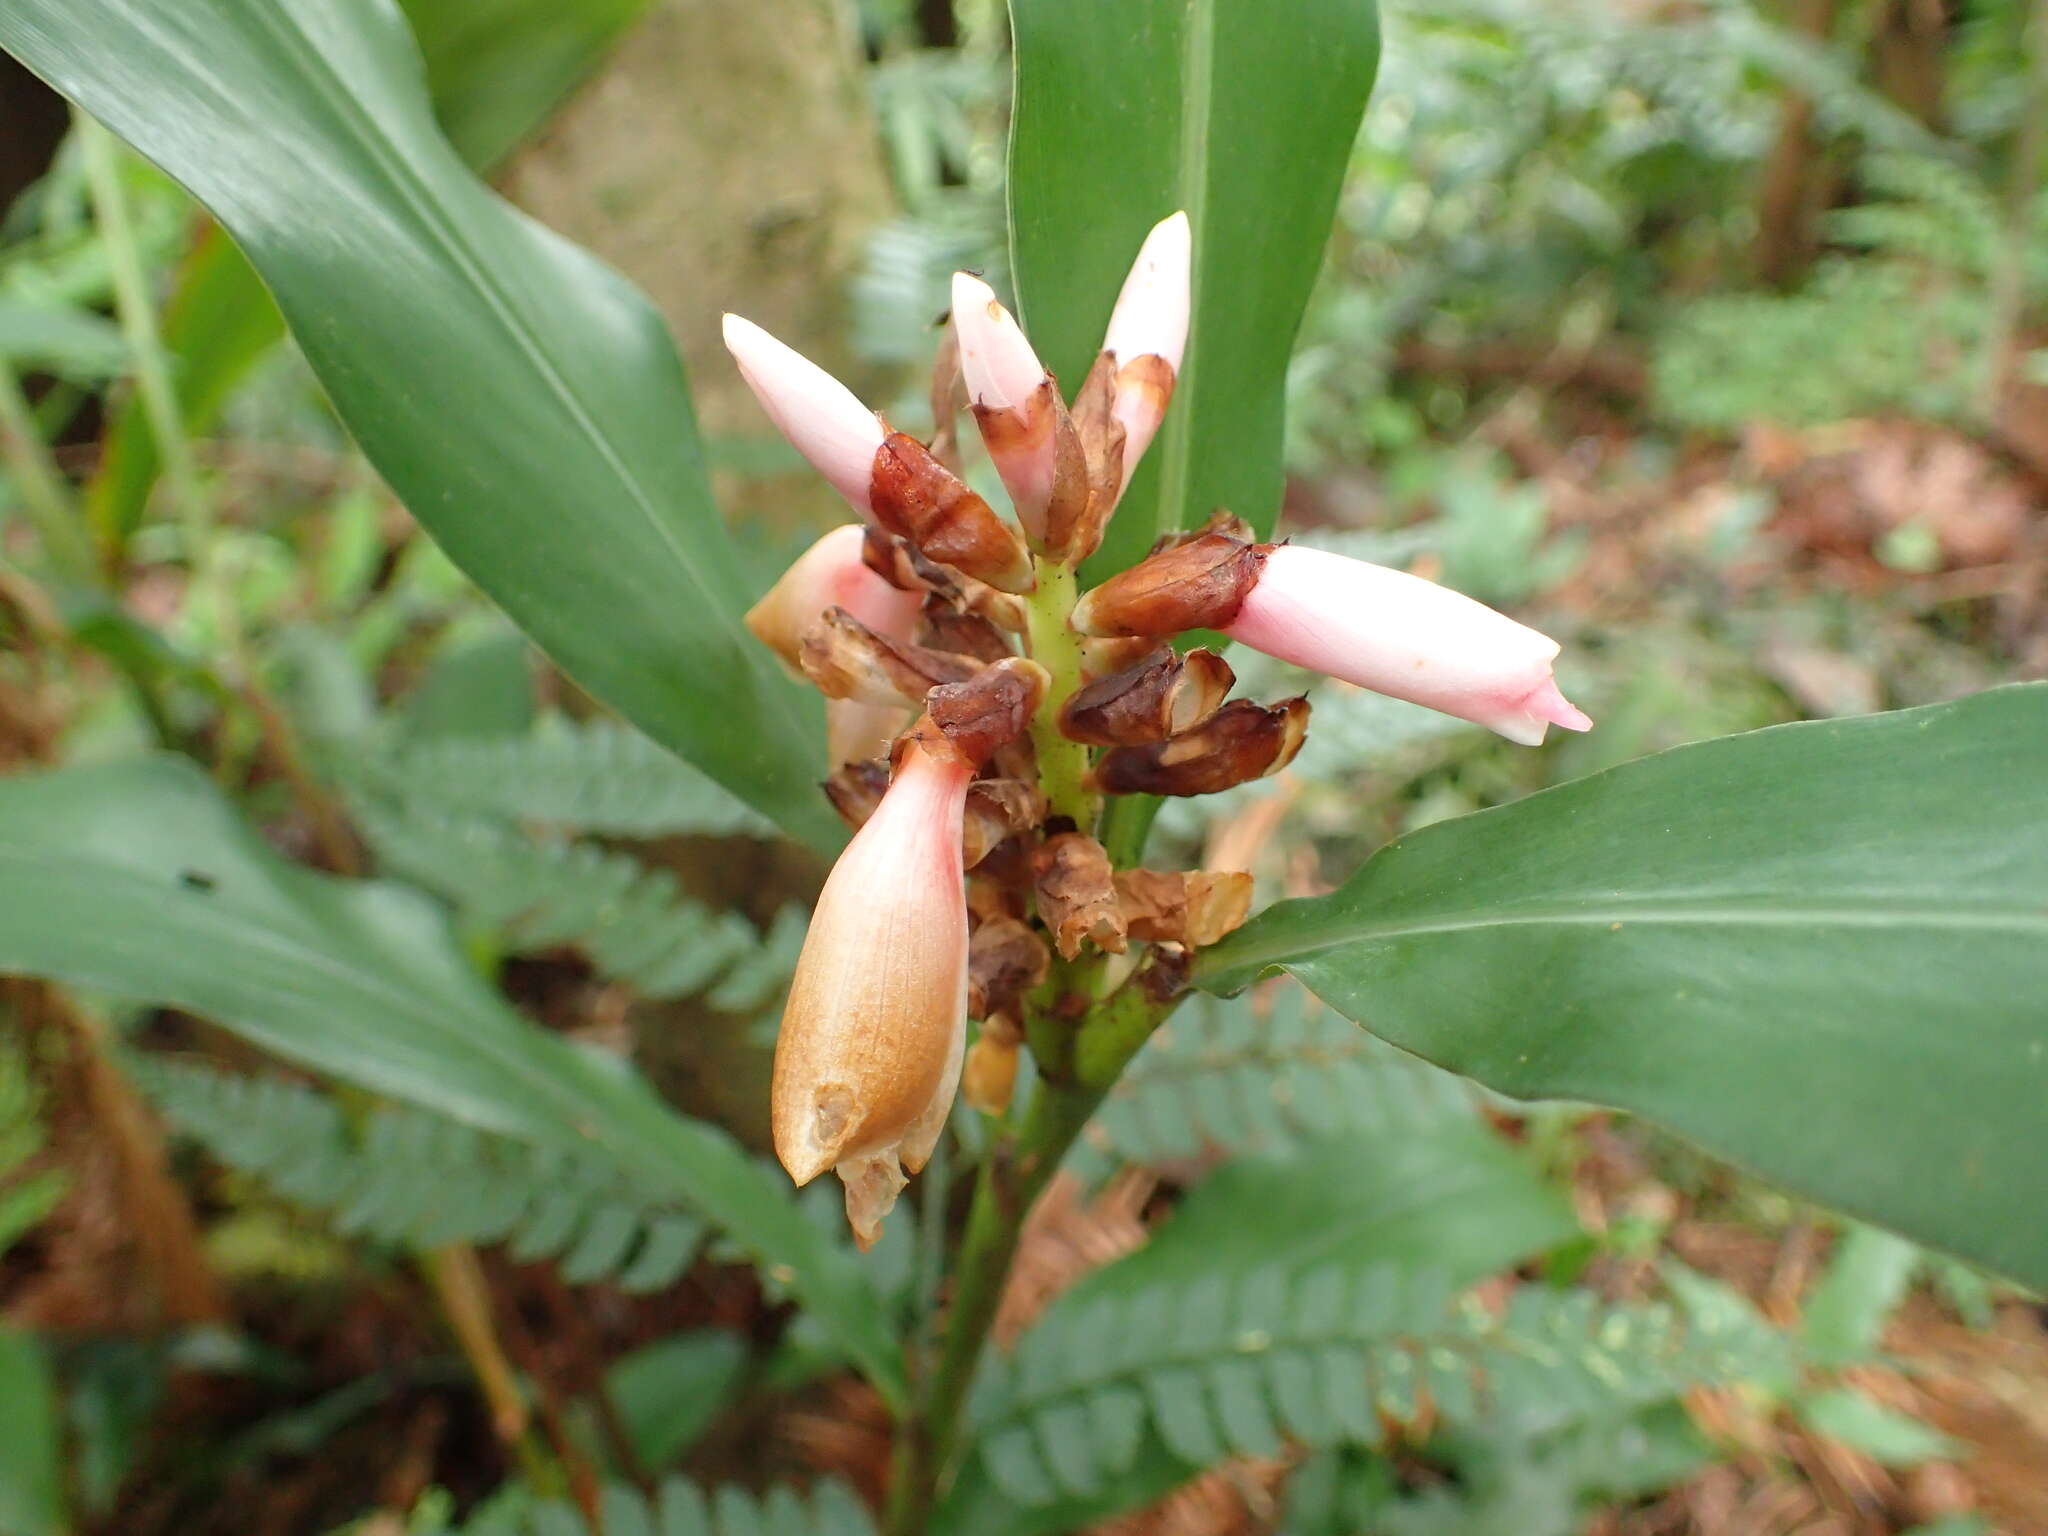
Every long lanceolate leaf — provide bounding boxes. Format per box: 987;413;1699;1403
0;0;840;851
1198;686;2048;1290
1007;0;1380;580
0;758;903;1404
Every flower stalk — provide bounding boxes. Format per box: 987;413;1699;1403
1019;558;1097;828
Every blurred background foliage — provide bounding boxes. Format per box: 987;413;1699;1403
0;0;2043;1532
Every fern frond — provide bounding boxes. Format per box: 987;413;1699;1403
458;1477;874;1536
359;716;773;840
1072;989;1476;1181
138;1060;705;1292
965;1261;1786;1507
350;795;802;1006
0;1040;64;1256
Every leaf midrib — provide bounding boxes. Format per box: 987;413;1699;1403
1198;895;2048;983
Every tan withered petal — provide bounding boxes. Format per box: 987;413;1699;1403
864;529;1030;633
1060;352;1128;563
771;739;971;1247
1031;832;1127;960
968;865;1029;924
1092;696;1310;796
922;656;1049;769
966;915;1052;1020
919;602;1014;663
960;1026;1020;1116
870;431;1035;594
1070;529;1267;638
1114;869;1255;948
1080;635;1159;680
822;758;891;830
962;778;1047;869
1058;645;1235;746
798;607;984;706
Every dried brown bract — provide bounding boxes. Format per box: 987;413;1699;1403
966;916;1052;1020
1091;696;1310;796
863;528;1031;633
1114;869;1255;947
1031;832;1128;959
1069;528;1267;638
921;656;1050;768
798;607;983;706
822;758;891;830
870;431;1035;594
963;778;1048;868
919;602;1014;663
1058;645;1235;746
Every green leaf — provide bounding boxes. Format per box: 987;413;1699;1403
398;0;653;170
0;1329;66;1536
1061;1127;1575;1298
2;0;839;850
0;297;127;380
1803;1224;1921;1367
1197;687;2048;1289
1798;1388;1962;1467
0;757;900;1403
85;0;652;546
1007;0;1380;579
604;1331;749;1471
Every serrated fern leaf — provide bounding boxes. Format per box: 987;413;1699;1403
350;795;802;1006
0;1040;64;1257
1072;988;1477;1181
138;1059;705;1292
964;1261;1787;1508
360;715;774;839
458;1477;875;1536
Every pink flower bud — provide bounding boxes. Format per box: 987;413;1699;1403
1221;546;1593;746
952;272;1062;533
771;737;971;1247
722;315;885;515
744;523;923;673
1100;211;1191;489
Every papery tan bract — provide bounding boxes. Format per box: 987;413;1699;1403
1031;833;1128;960
1058;645;1235;746
1092;697;1310;797
1069;529;1266;638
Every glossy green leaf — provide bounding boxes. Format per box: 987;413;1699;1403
2;0;838;849
1199;687;2048;1288
1798;1389;1961;1467
0;757;900;1402
0;1329;66;1536
87;0;654;545
1007;0;1380;579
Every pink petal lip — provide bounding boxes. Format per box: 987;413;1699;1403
1222;544;1592;744
722;313;885;515
952;272;1046;411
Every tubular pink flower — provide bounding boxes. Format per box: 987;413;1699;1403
771;738;971;1247
744;523;922;673
1221;546;1593;746
953;273;1047;412
953;272;1059;528
1099;212;1191;492
1102;212;1192;374
722;314;885;515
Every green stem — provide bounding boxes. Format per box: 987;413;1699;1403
883;970;1183;1535
76;112;234;652
1100;792;1164;868
0;362;97;584
1021;559;1097;828
882;1074;1102;1536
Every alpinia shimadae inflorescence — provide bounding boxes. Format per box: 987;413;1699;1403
724;212;1590;1247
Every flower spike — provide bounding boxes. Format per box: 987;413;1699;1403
722;316;885;515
